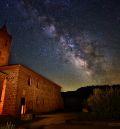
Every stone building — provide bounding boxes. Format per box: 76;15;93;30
0;65;63;116
0;25;12;66
0;25;63;116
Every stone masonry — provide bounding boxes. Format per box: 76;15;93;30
0;65;63;116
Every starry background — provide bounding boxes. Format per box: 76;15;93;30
0;0;120;91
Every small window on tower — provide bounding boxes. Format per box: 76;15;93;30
5;41;7;46
28;76;31;86
0;51;1;56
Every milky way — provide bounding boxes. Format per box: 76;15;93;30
0;0;120;91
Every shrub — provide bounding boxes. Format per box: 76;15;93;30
87;88;120;119
0;122;15;129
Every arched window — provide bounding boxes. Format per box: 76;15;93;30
28;76;31;86
37;80;39;88
5;41;7;46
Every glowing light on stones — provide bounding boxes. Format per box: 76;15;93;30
0;78;7;114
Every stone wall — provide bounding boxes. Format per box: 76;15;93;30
16;65;63;115
0;72;7;114
0;65;63;116
0;65;19;115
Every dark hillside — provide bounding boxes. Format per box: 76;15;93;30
61;84;120;112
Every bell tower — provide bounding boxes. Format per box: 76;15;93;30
0;25;12;66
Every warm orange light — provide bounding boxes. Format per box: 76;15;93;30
21;105;26;115
0;78;7;114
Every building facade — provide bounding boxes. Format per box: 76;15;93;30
0;65;63;116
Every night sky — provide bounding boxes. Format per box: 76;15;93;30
0;0;120;91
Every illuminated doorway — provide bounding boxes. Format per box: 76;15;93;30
21;97;26;115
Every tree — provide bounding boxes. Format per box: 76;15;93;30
87;88;120;119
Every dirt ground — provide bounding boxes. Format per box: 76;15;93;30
22;113;120;129
43;124;120;129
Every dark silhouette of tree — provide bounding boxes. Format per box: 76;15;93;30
87;87;120;119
